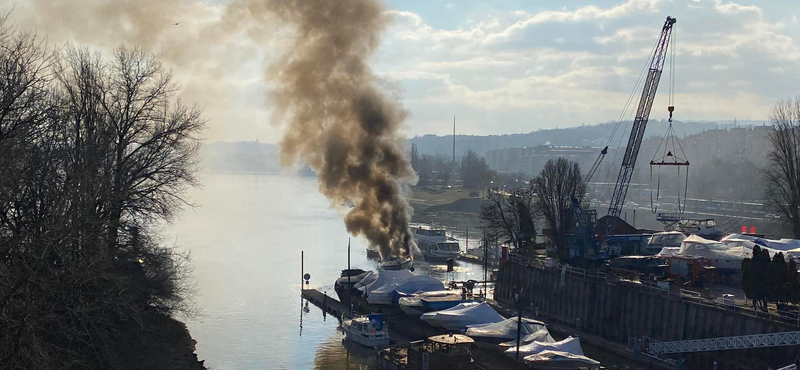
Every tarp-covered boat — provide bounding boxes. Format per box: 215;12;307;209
367;275;444;306
420;302;504;331
465;318;547;348
524;350;600;370
498;328;556;351
399;290;462;317
504;336;584;360
360;270;413;298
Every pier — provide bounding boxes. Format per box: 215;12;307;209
301;289;351;316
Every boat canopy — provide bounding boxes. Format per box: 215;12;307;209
420;302;504;331
465;317;545;339
367;275;444;305
504;336;584;360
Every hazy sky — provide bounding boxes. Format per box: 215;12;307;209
5;0;799;142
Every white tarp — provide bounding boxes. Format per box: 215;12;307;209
499;328;556;350
465;318;543;339
524;350;600;369
362;270;413;297
504;336;584;360
398;290;461;317
367;275;444;305
656;247;680;257
420;302;504;331
354;271;377;292
723;234;800;253
675;235;798;272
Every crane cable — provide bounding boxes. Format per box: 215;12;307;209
598;34;663;202
649;26;690;217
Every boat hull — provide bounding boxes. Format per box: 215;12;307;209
342;319;390;347
379;257;413;271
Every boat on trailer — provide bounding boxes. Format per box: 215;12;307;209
342;314;390;347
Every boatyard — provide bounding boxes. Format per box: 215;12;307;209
294;14;800;370
7;0;800;368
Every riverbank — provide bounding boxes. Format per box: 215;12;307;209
114;310;206;370
408;185;485;231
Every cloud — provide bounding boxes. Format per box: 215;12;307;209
5;0;799;140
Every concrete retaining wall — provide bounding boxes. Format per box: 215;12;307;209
495;262;800;369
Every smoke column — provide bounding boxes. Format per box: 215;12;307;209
265;0;416;258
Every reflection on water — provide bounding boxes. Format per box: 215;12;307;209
169;173;486;369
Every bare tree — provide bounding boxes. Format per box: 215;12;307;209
765;97;800;238
480;185;537;250
532;157;585;259
0;29;203;368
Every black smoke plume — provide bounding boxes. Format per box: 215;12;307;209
266;0;416;258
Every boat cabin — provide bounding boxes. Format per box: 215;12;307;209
408;334;475;370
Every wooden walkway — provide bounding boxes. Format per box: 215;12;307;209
301;289;350;316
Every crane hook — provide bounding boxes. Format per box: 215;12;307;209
668;105;674;123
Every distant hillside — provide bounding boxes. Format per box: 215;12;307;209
200;141;282;173
410;119;764;158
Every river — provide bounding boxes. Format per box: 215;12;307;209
169;172;487;369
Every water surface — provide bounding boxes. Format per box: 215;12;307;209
170;173;485;369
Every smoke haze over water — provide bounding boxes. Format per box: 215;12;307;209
5;0;417;257
265;0;416;258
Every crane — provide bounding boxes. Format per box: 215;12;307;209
607;16;677;221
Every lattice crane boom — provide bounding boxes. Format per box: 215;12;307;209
607;16;676;219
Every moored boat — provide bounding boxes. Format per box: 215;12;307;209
342;314;390;347
334;268;372;302
465;317;547;349
411;225;462;263
379;254;413;270
398;290;463;317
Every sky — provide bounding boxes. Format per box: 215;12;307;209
4;0;800;142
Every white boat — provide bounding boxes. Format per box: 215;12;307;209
524;350;600;370
342;315;390;347
399;290;463;317
367;275;444;306
504;336;584;361
465;317;549;349
379;254;413;270
411;225;461;262
420;301;504;331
